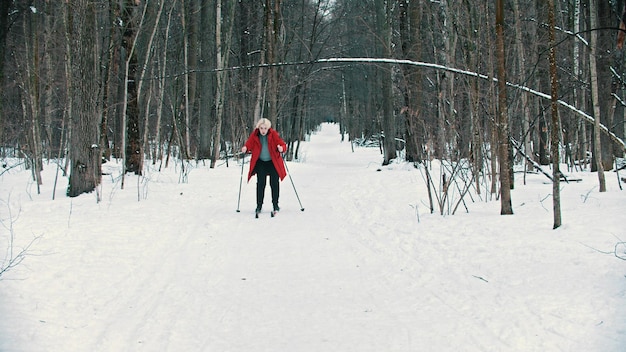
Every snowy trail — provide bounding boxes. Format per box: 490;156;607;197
1;123;625;351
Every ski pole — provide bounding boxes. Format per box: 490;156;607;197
236;153;245;212
282;154;305;211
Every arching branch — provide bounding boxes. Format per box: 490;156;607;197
195;56;626;152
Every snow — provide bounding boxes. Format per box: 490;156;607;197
1;123;625;351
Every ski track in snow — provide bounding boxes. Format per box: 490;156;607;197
0;123;625;351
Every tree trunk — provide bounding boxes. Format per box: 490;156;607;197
121;0;143;175
534;1;550;167
197;0;214;159
465;2;483;195
99;1;114;163
399;0;423;164
496;0;513;214
23;9;43;188
187;0;199;158
216;1;237;166
211;0;227;168
264;0;281;127
138;0;166;163
589;0;607;192
439;0;457;160
547;0;562;229
153;1;177;166
572;0;586;170
375;0;395;165
66;0;102;198
513;0;533;173
42;0;55;160
595;0;618;170
0;0;10;146
181;2;191;158
435;1;448;160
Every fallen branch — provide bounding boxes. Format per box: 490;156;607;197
579;238;626;261
472;275;489;283
615;242;626;261
0;196;41;279
0;161;25;177
0;235;40;279
510;139;554;182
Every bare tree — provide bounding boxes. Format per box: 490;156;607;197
589;0;607;192
18;6;43;189
571;0;587;171
547;0;562;228
65;0;102;198
211;0;235;168
398;0;424;164
197;0;215;160
495;0;513;214
513;0;533;174
375;0;396;165
120;0;145;177
2;0;626;227
138;0;166;165
264;0;282;127
0;0;10;148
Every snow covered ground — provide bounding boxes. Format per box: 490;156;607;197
0;123;625;351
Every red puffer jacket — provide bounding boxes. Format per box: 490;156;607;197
243;128;288;181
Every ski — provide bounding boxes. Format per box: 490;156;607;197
253;209;278;218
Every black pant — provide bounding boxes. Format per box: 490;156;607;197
255;160;279;209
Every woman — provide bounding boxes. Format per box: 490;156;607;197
241;118;288;214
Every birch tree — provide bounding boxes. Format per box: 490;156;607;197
571;0;587;169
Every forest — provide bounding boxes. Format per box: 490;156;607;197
0;0;625;220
